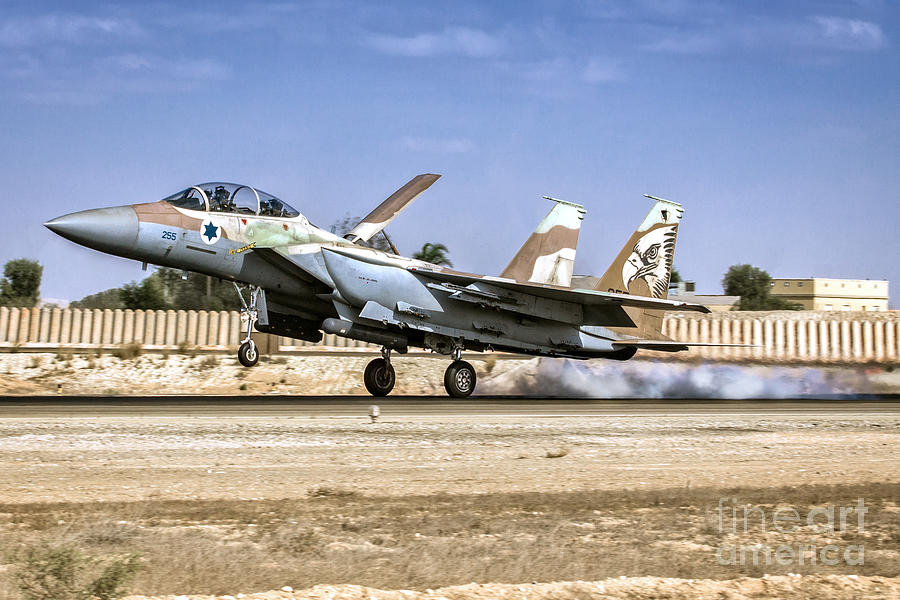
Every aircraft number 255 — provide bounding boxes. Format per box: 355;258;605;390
161;231;177;241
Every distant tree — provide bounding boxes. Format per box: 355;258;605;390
722;264;802;311
670;267;682;284
330;214;357;237
155;268;185;305
0;259;42;307
412;243;453;267
120;276;168;310
74;268;240;312
113;269;239;311
330;214;393;253
163;269;239;311
764;296;805;311
70;288;126;309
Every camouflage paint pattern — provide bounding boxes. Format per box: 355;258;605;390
346;173;441;243
500;197;585;286
51;178;719;366
595;195;684;339
132;201;203;231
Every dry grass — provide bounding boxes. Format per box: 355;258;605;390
175;341;196;357
0;483;897;598
306;486;359;499
196;354;219;370
113;342;143;360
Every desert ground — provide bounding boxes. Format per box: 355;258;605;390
0;350;898;397
0;352;897;599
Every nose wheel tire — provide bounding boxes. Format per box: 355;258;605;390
444;360;476;398
238;341;259;367
364;358;396;397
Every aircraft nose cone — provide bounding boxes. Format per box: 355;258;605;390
45;206;139;256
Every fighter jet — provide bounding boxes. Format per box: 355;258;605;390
45;175;719;397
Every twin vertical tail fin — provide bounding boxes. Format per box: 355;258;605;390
595;195;682;300
500;196;585;287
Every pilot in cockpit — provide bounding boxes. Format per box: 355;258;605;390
260;199;278;216
211;186;234;212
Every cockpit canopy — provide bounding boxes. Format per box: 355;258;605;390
162;182;300;218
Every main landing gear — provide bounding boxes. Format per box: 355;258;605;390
443;348;476;398
363;347;477;398
364;348;396;397
234;283;260;368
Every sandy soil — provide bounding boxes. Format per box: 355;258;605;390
1;354;897;599
0;351;898;397
120;575;900;600
0;413;897;503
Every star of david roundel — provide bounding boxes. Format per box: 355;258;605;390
200;218;221;245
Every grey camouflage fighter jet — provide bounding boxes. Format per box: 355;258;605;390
45;174;724;398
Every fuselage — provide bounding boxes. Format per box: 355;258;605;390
45;182;657;360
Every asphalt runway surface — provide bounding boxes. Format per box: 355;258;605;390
0;395;898;417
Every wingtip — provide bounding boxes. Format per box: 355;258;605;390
542;195;586;211
643;193;683;208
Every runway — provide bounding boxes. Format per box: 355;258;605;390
0;395;898;417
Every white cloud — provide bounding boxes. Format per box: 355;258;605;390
582;57;625;83
19;89;104;106
0;14;142;47
0;9;237;105
510;58;569;83
401;136;475;153
810;16;884;51
97;53;231;80
110;54;153;71
368;27;505;58
642;33;721;55
169;58;232;81
9;53;233;106
0;53;41;78
642;15;886;56
582;0;729;23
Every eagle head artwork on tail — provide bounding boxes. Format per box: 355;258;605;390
595;195;682;300
621;223;677;299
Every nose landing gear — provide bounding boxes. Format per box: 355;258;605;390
364;347;396;397
238;340;259;367
235;283;261;367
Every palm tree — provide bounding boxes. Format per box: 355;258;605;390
413;243;453;267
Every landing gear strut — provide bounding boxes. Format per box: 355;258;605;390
364;347;396;397
443;347;476;398
234;283;261;367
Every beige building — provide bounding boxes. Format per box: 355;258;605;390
771;278;889;312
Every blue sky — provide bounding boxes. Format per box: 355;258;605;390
1;0;898;307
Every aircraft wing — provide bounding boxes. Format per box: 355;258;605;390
345;174;441;243
407;266;712;313
250;247;322;285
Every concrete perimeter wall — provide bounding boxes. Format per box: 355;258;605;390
0;307;897;364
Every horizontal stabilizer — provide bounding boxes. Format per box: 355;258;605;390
612;340;757;353
346;173;441;243
409;266;711;313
